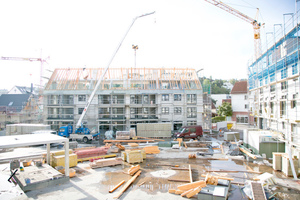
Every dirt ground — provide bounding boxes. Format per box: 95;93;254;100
0;133;300;200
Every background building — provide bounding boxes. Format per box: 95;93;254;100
43;68;206;134
231;81;253;125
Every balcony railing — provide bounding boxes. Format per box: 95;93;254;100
99;99;125;105
48;99;74;106
98;114;126;120
47;114;74;119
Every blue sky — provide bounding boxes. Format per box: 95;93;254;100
0;0;297;90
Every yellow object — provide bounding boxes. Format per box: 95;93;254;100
52;154;78;168
23;160;32;167
227;123;233;130
125;150;143;164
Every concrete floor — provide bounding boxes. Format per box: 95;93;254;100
0;135;300;200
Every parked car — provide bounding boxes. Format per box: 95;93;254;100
174;125;203;140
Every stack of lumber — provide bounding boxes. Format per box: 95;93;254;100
121;149;146;161
201;173;234;184
125;150;143;164
143;146;160;154
74;147;108;159
169;180;206;198
115;143;125;150
89;157;123;169
127;164;140;175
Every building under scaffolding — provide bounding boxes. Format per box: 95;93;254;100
247;10;300;161
43;68;208;134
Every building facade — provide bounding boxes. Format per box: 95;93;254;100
248;12;300;157
231;81;252;124
43;68;205;134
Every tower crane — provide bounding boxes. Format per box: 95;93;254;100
203;0;263;59
0;56;48;89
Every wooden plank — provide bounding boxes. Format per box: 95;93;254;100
109;180;125;193
189;165;192;183
113;170;141;199
206;170;262;174
186;186;202;198
181;188;194;197
177;180;206;191
201;174;234;181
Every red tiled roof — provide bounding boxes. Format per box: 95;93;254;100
231;81;248;94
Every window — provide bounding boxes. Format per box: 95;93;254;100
270;85;275;92
187;94;197;104
244;95;248;100
245;104;248;109
187;121;197;126
281;68;287;79
236;115;248;123
187;107;197;118
259;79;263;86
162;94;169;101
292;63;298;75
259;88;263;94
78;95;86;102
280;101;286;116
174;94;182;101
270;73;275;82
265;77;268;85
78;108;84;114
270;102;274;114
174;107;182;115
281;81;287;90
161;107;169;115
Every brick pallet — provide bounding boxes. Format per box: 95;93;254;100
74;147;108;159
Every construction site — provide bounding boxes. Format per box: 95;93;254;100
1;0;300;200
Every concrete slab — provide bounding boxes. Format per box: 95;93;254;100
12;164;69;192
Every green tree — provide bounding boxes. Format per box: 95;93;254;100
217;102;233;117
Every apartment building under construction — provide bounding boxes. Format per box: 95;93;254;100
43;68;208;134
248;11;300;158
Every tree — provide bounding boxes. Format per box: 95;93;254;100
217;102;233;117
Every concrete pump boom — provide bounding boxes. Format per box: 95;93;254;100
76;11;155;128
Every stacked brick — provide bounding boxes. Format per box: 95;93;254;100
74;147;108;159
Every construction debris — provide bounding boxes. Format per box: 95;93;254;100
115;143;125;150
169;181;206;199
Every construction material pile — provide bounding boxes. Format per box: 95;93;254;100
74;147;108;159
89;157;123;169
144;146;160;154
169;180;206;198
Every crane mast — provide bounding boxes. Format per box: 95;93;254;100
203;0;262;59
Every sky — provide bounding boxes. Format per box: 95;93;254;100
0;0;297;90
